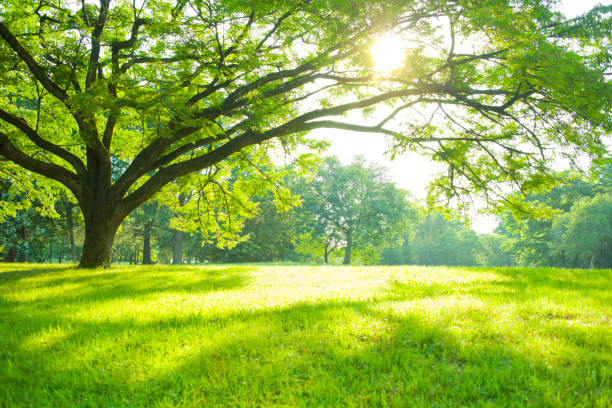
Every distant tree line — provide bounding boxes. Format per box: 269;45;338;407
494;162;612;269
1;158;611;269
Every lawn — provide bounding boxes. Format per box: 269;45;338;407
0;264;611;407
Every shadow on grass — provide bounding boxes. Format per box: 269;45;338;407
386;266;612;308
0;265;74;284
1;265;611;407
0;265;254;308
469;266;612;291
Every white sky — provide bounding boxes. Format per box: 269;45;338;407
315;0;608;234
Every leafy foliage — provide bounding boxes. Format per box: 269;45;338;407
1;0;610;266
292;156;410;264
496;163;612;268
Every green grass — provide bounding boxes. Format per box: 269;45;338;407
1;264;611;407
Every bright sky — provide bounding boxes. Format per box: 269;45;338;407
314;0;607;234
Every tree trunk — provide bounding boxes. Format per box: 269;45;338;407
589;253;596;269
343;229;352;265
324;242;329;264
172;193;186;265
49;243;52;263
172;229;183;265
6;247;17;262
78;212;123;268
142;222;153;264
16;226;26;262
65;204;77;263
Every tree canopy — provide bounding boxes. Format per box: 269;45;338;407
293;156;409;264
0;0;610;267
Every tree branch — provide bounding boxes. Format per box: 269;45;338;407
85;0;110;89
0;22;69;102
0;132;83;199
0;108;86;175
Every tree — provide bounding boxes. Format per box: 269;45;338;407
295;156;409;264
476;234;515;267
170;193;187;265
495;176;597;266
559;194;612;269
56;196;80;263
0;179;77;262
379;235;413;265
1;1;610;267
495;162;612;267
410;211;479;266
191;191;300;263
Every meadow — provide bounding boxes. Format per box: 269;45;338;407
0;264;611;407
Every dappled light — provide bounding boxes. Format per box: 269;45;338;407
0;0;610;406
1;264;610;406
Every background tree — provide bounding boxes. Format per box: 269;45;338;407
1;0;610;267
190;191;300;263
295;156;409;264
495;176;597;266
56;196;80;263
379;234;414;265
411;212;479;267
475;234;515;267
559;194;612;269
170;193;187;265
1;178;80;262
492;160;612;268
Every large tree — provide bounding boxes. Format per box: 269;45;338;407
0;0;610;267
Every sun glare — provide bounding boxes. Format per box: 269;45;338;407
370;34;406;73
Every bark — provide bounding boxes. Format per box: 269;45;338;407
343;229;352;265
324;242;329;264
16;226;26;262
142;222;153;264
65;204;77;263
172;229;183;265
172;193;186;265
78;209;124;268
6;247;17;262
589;253;596;269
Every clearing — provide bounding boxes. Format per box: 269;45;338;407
0;264;611;407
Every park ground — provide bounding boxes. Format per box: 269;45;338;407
0;263;611;407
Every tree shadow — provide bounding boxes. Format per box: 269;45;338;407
466;266;612;292
0;265;253;308
1;265;611;407
0;265;74;285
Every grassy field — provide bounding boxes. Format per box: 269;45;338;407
0;264;611;407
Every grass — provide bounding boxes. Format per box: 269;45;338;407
0;264;611;407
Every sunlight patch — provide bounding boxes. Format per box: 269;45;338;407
371;33;406;73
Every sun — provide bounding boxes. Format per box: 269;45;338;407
370;33;406;73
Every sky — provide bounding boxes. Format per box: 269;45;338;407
313;0;608;234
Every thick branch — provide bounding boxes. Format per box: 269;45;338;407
0;108;86;175
153;136;219;168
85;0;110;89
0;22;69;101
118;131;262;214
112;18;147;52
0;132;83;198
